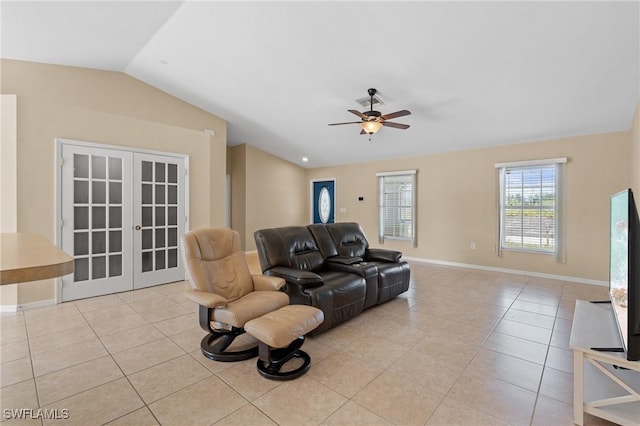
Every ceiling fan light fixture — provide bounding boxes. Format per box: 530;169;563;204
361;121;382;134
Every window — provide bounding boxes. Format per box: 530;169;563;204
497;158;566;255
377;170;416;247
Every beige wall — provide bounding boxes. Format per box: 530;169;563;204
1;60;228;305
228;144;307;250
1;95;17;232
1;95;18;307
228;144;247;244
307;132;631;282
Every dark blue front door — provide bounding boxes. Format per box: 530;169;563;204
312;180;335;224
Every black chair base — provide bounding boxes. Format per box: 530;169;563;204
200;329;258;362
255;336;311;380
199;305;258;362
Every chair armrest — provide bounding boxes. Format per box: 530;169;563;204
184;289;228;308
326;256;363;265
251;274;286;291
267;266;324;288
365;248;402;263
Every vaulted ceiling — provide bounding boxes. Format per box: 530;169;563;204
2;1;639;167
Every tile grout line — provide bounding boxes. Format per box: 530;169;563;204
527;282;564;426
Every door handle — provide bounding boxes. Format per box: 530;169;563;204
135;225;141;231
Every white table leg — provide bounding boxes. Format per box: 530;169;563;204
573;350;584;425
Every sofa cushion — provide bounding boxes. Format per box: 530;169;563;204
280;227;326;272
325;222;369;258
308;224;339;258
255;226;325;273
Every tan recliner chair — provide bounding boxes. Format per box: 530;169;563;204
182;227;289;362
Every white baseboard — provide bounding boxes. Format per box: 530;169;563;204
403;256;608;287
0;304;18;313
0;298;56;313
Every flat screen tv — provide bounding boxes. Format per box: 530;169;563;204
609;188;640;361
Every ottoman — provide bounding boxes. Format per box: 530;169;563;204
244;305;324;380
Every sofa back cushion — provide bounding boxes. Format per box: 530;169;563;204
254;226;325;272
308;224;339;259
326;222;370;258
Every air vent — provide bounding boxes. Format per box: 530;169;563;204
355;94;384;109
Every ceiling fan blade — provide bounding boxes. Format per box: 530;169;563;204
348;109;368;119
382;121;410;129
381;110;411;120
328;121;362;126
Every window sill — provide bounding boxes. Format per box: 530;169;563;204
501;247;556;256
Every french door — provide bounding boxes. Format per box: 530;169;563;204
132;153;185;288
59;141;187;301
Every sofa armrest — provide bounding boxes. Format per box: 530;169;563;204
267;266;324;288
326;256;363;265
326;261;378;278
184;289;228;308
365;248;402;263
251;274;286;291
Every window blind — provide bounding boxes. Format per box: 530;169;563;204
377;170;416;247
500;164;557;253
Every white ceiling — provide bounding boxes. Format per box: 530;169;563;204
2;1;639;168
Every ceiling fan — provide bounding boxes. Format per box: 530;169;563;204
328;88;411;135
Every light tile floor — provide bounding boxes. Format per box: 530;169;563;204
0;261;621;425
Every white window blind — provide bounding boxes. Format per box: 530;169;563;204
497;158;565;256
377;170;416;247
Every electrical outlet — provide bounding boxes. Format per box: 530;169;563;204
470;242;477;250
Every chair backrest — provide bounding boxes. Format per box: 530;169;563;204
182;228;253;302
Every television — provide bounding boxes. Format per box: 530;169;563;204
609;188;640;361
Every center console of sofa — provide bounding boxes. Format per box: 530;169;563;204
254;222;410;334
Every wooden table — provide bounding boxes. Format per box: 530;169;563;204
0;233;74;285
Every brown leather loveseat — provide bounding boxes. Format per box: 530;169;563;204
254;222;410;334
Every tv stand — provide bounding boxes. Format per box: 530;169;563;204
569;300;640;425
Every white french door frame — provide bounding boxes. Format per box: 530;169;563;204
55;138;190;303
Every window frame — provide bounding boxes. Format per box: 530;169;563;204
376;169;417;247
496;158;566;258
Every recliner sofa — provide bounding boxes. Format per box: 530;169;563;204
254;222;410;334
